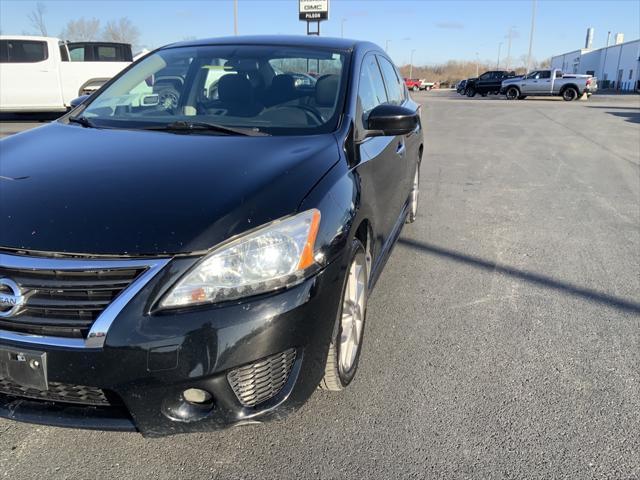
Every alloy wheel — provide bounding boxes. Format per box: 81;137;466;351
338;252;367;376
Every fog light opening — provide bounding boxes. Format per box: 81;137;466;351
183;388;213;405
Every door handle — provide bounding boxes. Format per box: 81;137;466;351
396;141;406;157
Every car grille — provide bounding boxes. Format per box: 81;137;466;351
227;349;296;407
0;376;113;406
0;265;145;339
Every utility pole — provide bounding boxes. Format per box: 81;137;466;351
475;52;479;77
409;49;416;79
506;27;514;70
525;0;537;73
497;42;502;68
385;39;391;53
341;18;347;38
233;0;238;35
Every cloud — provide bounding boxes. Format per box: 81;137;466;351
435;21;464;30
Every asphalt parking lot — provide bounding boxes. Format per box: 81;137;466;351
1;91;639;479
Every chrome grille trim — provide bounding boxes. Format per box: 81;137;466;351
0;253;170;349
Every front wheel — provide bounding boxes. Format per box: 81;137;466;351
412;85;419;92
466;87;476;97
320;239;368;391
505;87;520;100
562;87;579;101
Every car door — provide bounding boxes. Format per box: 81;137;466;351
476;72;492;93
0;39;62;110
355;53;408;253
534;70;552;93
519;71;538;94
377;54;418;198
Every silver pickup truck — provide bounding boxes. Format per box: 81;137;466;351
501;69;597;101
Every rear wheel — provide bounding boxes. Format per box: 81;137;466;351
320;240;368;391
505;86;519;100
562;87;579;101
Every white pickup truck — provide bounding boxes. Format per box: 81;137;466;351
501;69;598;101
0;35;132;112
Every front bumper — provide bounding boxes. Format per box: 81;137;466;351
0;257;345;437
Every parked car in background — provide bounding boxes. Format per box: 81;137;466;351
465;70;516;97
456;79;467;94
404;78;422;91
0;35;132;112
0;35;423;437
501;69;597;101
419;79;434;90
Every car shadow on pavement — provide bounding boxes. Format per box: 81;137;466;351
586;106;640;124
398;237;640;314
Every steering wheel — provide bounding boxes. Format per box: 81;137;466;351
287;105;325;125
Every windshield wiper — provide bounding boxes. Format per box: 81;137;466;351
141;121;269;137
67;115;96;128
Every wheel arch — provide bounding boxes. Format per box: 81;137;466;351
559;83;579;94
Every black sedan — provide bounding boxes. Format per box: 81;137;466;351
0;35;423;436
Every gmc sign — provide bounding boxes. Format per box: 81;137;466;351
299;0;329;21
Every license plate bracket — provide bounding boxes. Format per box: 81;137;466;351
0;347;48;391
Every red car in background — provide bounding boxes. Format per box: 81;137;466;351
404;78;422;91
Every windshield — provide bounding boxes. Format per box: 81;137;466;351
79;45;349;135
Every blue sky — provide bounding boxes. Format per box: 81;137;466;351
1;0;638;66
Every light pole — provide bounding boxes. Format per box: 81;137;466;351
341;18;347;38
525;0;537;73
233;0;238;35
385;39;391;53
497;42;502;68
505;27;515;70
475;52;479;77
409;49;416;79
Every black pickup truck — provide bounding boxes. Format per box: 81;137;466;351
465;70;516;97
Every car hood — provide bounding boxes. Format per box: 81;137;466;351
0;123;340;256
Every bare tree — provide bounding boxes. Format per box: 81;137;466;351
102;18;140;45
27;2;47;36
60;18;101;41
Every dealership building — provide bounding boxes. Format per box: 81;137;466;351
550;29;639;92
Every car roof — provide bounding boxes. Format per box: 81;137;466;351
165;35;379;53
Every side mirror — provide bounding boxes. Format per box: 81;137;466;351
365;104;419;137
70;95;91;108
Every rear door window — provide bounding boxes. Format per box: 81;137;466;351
96;46;118;61
68;45;85;61
0;40;48;63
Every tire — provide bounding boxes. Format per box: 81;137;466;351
412;85;419;92
505;86;520;100
320;239;368;391
406;164;420;224
466;87;476;97
562;87;579;101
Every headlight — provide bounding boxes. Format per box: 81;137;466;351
159;209;321;308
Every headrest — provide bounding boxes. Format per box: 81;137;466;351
271;74;296;92
218;74;252;103
315;75;339;107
